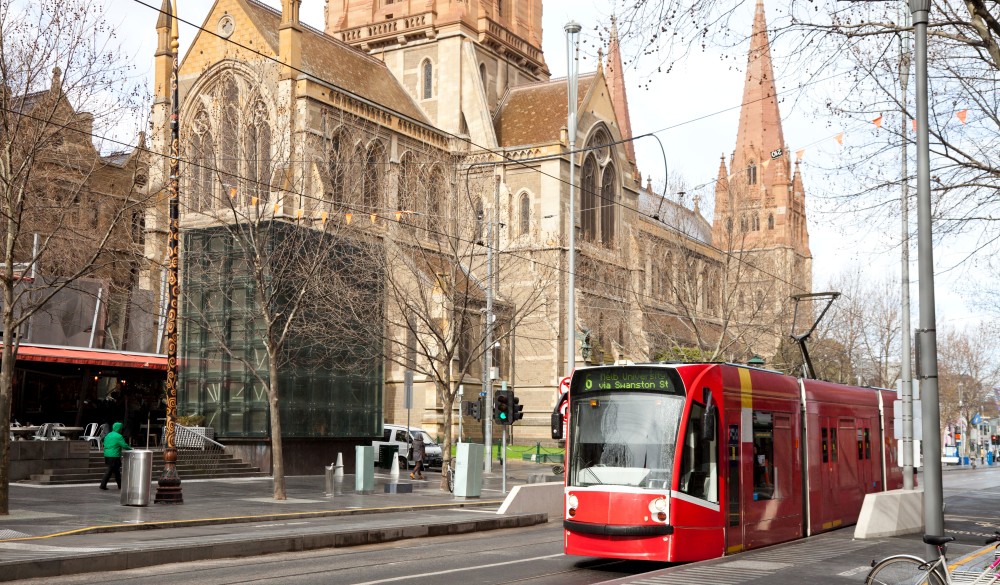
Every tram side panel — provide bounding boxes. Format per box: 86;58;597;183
802;380;886;534
718;366;804;554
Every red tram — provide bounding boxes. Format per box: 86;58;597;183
553;363;902;562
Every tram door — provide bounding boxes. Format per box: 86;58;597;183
725;413;744;554
818;417;840;529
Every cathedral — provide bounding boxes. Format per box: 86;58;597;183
143;0;811;473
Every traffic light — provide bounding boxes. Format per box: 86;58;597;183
494;390;513;425
470;398;482;421
955;432;962;442
512;394;524;422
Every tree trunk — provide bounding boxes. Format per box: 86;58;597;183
439;378;454;492
0;281;16;515
268;357;286;500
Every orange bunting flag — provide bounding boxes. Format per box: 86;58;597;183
274;203;280;214
956;109;968;124
761;158;771;169
795;149;805;162
873;115;883;129
345;213;353;224
395;211;402;221
320;211;328;223
251;197;258;206
296;209;303;219
912;119;917;132
370;213;377;224
229;187;237;199
835;133;844;145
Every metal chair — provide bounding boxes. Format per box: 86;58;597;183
31;423;52;440
80;422;102;450
48;423;67;440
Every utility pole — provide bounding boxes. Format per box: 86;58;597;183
564;21;581;379
898;2;915;491
482;174;499;473
909;0;945;561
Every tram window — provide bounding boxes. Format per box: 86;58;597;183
752;411;775;501
822;427;828;463
857;429;864;460
864;428;872;460
679;401;718;503
830;428;839;462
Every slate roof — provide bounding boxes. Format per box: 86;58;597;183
494;74;596;148
242;0;429;124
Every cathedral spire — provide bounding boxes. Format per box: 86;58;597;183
734;0;784;180
605;16;635;165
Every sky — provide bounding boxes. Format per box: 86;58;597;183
102;0;980;329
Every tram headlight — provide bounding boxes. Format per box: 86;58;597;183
648;497;668;522
567;494;579;517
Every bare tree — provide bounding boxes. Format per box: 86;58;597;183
0;0;149;514
938;323;1000;448
808;270;901;386
379;162;556;491
611;0;998;271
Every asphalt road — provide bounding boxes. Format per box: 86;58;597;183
12;466;1000;585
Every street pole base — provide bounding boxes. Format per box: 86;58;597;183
153;447;183;504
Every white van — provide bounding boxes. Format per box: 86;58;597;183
372;424;443;470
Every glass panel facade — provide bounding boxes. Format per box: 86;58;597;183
179;223;384;438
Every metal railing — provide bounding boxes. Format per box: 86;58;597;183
162;424;227;474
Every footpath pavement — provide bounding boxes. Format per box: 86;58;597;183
0;457;550;582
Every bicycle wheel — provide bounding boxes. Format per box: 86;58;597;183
866;556;944;585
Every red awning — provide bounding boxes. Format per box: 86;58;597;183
3;344;167;371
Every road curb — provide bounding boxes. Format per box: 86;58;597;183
3;512;549;582
3;499;506;541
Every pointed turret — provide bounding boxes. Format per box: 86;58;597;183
153;0;173;103
733;0;784;185
280;0;303;80
605;17;636;166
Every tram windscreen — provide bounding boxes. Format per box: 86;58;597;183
568;367;685;489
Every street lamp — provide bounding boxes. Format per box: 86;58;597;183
565;21;581;378
909;0;943;558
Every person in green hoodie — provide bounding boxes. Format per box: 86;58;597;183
99;422;132;490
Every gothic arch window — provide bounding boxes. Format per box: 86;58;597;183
190;109;215;212
740;215;749;232
587;127;612;165
768;213;774;230
497;0;504;17
600;164;616;246
398;152;416;232
244;100;271;205
326;130;345;210
726;217;734;234
755;290;765;310
427;165;445;237
752;213;760;231
519;192;530;236
363;141;385;212
186;70;273;213
581;155;598;242
747;161;757;185
480;63;487;89
422;59;433;100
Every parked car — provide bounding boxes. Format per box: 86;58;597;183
372;424;443;470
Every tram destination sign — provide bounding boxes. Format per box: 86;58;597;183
574;367;682;395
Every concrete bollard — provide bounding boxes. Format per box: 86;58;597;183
334;452;344;479
390;453;400;480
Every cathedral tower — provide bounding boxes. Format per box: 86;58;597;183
711;0;812;355
324;0;547;146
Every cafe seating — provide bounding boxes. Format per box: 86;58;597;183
80;422;102;450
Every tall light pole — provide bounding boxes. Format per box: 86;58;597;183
898;3;915;492
909;0;943;558
564;21;581;378
154;0;183;504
